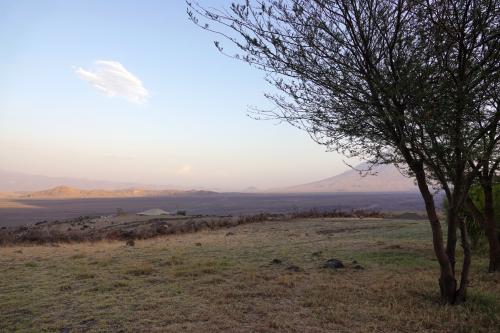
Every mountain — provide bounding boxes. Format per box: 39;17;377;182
276;164;417;193
21;186;166;199
0;170;172;192
0;185;220;199
13;185;199;199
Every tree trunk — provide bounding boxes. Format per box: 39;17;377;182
466;191;500;272
482;184;500;272
455;217;471;303
446;206;458;274
413;164;457;303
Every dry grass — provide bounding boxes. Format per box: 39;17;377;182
0;210;382;246
0;218;499;332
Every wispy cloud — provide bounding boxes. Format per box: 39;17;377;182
177;165;192;175
75;60;149;104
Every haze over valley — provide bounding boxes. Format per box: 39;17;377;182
0;164;427;227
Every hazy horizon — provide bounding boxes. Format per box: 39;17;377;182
0;1;357;191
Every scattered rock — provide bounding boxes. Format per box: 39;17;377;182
195;242;202;246
79;318;96;328
353;264;365;270
286;265;301;272
323;259;345;269
316;229;337;235
226;232;235;236
271;259;282;265
386;244;403;249
312;251;322;257
59;284;72;291
352;260;358;264
59;328;70;333
126;239;135;247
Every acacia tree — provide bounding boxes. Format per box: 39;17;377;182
188;0;500;303
466;94;500;272
416;0;500;285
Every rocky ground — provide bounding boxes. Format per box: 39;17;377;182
0;212;275;244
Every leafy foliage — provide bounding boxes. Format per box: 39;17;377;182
445;184;500;250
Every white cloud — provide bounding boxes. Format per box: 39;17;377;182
75;60;149;103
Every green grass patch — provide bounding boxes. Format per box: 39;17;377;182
355;250;434;268
465;291;500;316
125;264;155;276
24;261;38;268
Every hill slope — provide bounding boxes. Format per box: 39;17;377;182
16;185;194;199
0;170;145;192
278;164;417;193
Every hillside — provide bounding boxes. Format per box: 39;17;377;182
0;170;149;192
20;186;182;199
278;164;417;193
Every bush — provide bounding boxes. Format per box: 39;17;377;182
444;184;500;251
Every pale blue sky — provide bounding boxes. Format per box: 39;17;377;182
0;0;350;190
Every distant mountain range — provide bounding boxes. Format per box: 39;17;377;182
275;164;417;193
22;186;183;199
0;170;174;192
0;163;418;197
0;185;218;199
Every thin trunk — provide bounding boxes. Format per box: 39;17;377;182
447;206;458;275
482;184;500;272
456;217;471;303
413;164;456;303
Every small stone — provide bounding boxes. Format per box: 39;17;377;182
126;239;135;247
286;265;301;272
195;242;202;246
271;259;282;265
323;258;345;269
79;318;96;327
312;251;322;257
353;264;365;270
226;232;235;236
352;260;358;264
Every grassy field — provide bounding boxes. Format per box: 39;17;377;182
1;218;499;332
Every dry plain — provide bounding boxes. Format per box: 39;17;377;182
1;217;498;332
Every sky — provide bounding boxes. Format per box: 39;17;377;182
0;0;354;191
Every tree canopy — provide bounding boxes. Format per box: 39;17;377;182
188;0;500;303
